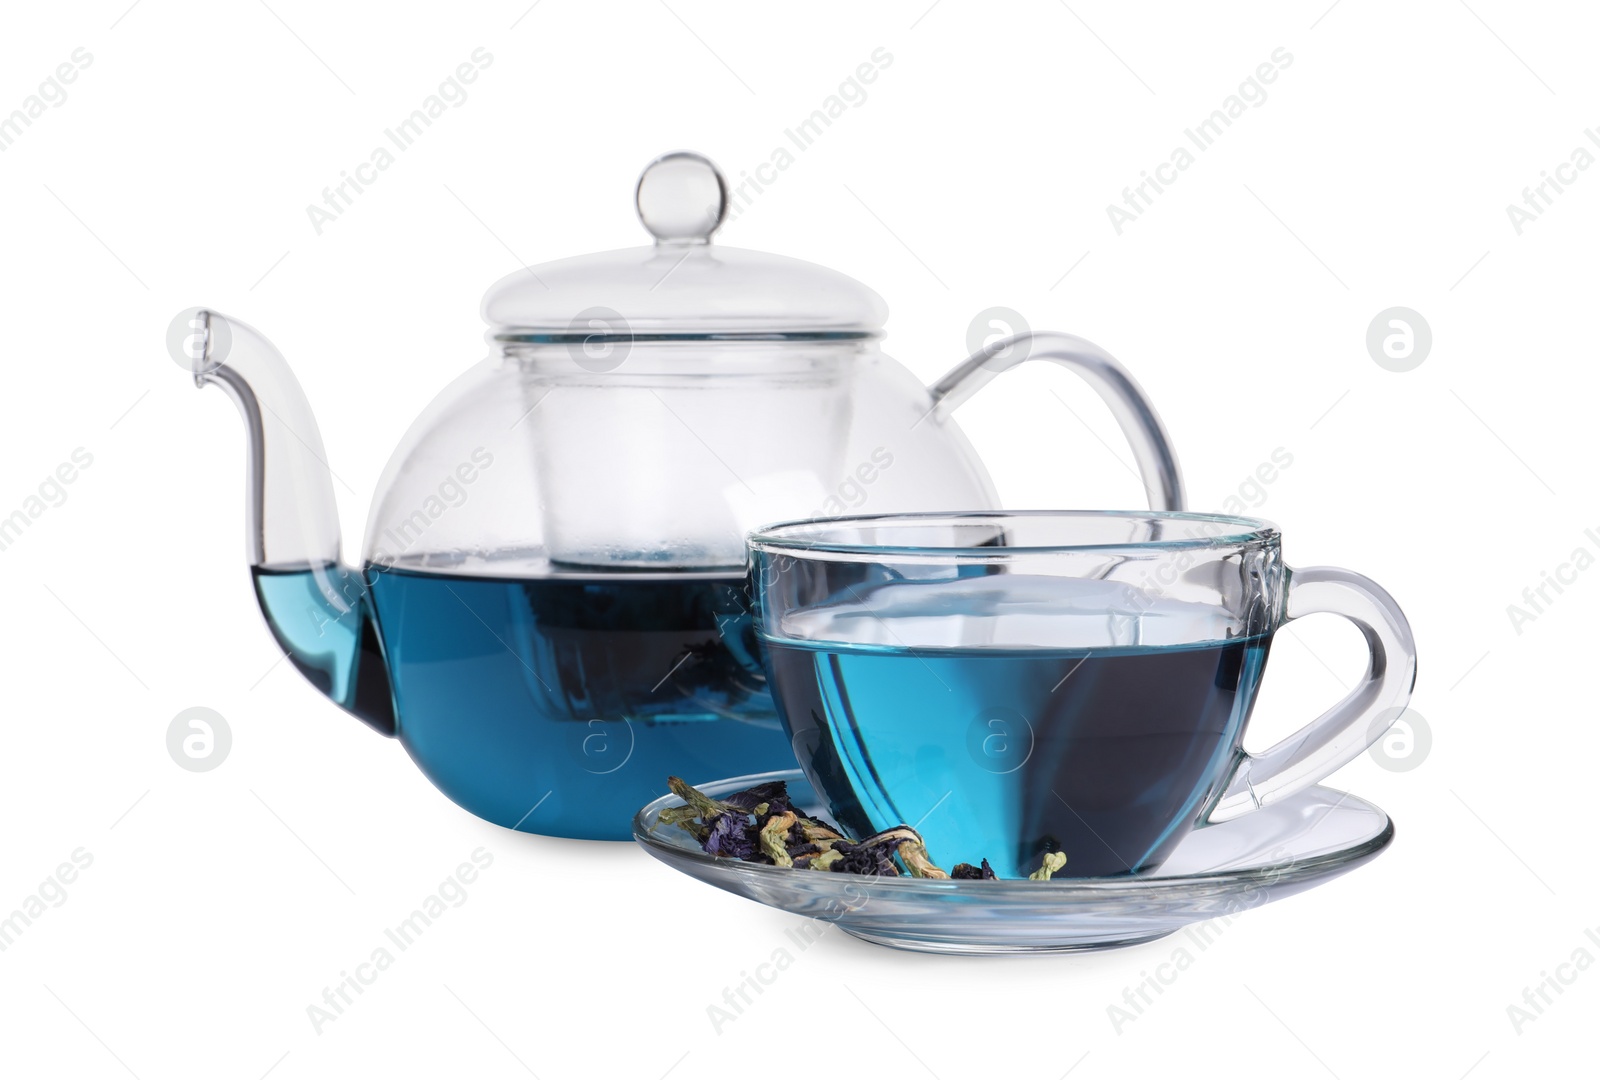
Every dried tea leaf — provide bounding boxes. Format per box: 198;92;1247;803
759;810;799;867
667;775;731;818
846;826;948;879
657;776;992;880
827;835;905;876
795;813;845;842
807;848;845;871
1028;851;1068;880
657;804;709;842
895;835;949;880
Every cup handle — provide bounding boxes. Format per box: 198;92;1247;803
1207;566;1418;823
927;330;1185;510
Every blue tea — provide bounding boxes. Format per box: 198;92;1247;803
254;564;790;839
760;578;1271;878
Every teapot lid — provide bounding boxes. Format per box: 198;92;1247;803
481;151;888;342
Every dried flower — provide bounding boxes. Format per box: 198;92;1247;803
858;827;948;879
666;775;732;818
759;810;799;867
660;776;1004;880
1029;851;1068;880
794;812;845;842
723;781;793;815
825;835;905;877
950;859;996;880
704;811;757;860
656;803;708;842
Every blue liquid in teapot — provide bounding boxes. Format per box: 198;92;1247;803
253;565;789;839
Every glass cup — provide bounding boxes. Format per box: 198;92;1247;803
747;511;1416;879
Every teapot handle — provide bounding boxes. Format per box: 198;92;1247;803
926;331;1185;511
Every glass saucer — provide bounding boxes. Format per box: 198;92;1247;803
632;770;1394;954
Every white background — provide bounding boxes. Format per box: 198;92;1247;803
0;1;1594;1076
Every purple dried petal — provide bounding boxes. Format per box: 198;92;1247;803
723;781;792;814
702;812;757;860
829;836;908;876
795;811;841;838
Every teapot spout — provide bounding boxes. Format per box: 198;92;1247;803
180;309;395;735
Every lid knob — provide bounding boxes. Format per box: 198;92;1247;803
635;151;727;245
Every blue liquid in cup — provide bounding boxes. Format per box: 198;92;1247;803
761;577;1272;878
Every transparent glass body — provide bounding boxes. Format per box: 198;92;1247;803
370;339;996;575
748;511;1416;878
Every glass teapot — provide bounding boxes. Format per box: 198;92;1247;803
178;151;1185;840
